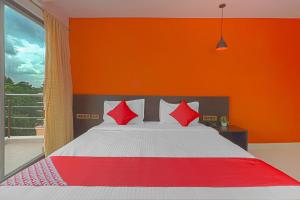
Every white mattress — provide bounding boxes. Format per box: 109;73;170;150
1;122;300;200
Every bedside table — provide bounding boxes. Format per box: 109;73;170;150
214;125;248;151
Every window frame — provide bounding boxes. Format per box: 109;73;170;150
4;0;43;26
0;0;5;182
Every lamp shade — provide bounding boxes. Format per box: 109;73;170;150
216;37;228;51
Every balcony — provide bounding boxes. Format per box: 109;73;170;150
4;94;44;175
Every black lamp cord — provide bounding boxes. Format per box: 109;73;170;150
220;7;224;39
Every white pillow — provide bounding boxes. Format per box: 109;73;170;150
103;99;145;124
159;99;199;125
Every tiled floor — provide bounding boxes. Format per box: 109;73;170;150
249;143;300;181
5;136;44;175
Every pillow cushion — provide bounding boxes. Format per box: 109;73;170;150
107;100;138;125
103;99;144;124
169;100;200;127
159;99;199;124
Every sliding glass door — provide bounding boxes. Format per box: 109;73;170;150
0;0;45;180
0;0;5;181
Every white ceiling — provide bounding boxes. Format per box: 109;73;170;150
38;0;300;19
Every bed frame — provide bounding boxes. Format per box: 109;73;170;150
73;95;229;138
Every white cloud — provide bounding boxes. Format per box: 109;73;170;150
5;35;45;87
4;5;45;88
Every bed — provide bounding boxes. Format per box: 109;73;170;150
1;122;300;199
1;95;300;200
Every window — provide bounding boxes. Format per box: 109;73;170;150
1;3;45;177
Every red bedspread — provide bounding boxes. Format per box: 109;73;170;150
51;156;300;187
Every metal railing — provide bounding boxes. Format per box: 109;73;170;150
4;94;44;138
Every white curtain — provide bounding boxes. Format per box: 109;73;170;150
43;11;73;156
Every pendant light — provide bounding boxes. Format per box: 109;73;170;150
216;3;228;51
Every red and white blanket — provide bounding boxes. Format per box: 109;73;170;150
2;156;300;187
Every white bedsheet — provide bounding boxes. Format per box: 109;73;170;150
1;122;300;200
52;122;253;158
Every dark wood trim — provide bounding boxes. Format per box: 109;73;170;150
73;95;229;138
215;125;248;150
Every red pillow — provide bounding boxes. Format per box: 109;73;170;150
170;100;200;127
107;100;138;125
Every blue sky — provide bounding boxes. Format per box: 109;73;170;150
5;5;45;87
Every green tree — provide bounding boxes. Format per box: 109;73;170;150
4;76;44;136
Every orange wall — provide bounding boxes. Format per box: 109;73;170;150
70;18;300;143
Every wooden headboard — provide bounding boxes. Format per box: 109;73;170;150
73;95;229;138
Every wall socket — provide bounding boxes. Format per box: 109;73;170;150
202;115;218;122
76;113;100;120
90;114;100;120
